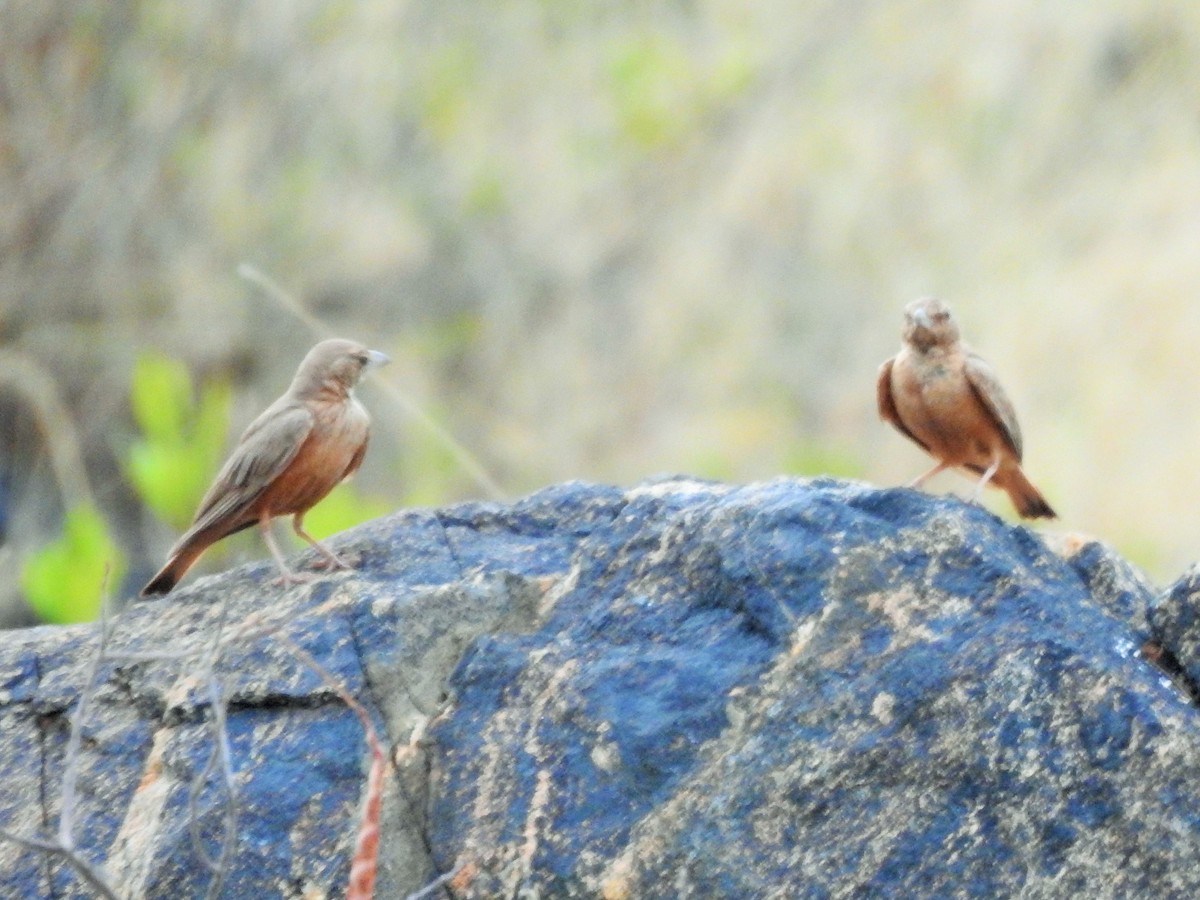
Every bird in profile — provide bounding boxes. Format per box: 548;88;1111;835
140;338;390;596
877;297;1056;519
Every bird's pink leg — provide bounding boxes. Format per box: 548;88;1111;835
292;513;352;571
260;513;313;585
971;453;1002;503
909;461;950;490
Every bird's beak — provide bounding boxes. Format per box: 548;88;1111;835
911;309;932;330
364;350;391;373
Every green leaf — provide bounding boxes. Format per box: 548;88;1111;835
608;37;692;149
125;351;233;529
21;505;125;624
422;42;479;144
127;439;209;527
130;353;195;442
195;379;233;459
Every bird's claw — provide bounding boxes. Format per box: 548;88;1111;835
310;549;360;571
311;556;350;572
272;569;317;587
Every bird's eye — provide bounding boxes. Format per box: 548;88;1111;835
355;353;368;364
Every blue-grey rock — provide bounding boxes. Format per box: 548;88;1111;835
427;479;1198;898
0;485;579;898
1149;563;1200;700
1053;533;1158;634
0;478;1194;899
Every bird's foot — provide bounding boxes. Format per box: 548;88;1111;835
909;462;951;492
309;549;360;572
272;568;317;587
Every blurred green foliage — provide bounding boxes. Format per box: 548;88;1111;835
400;407;472;508
423;42;479;144
303;483;393;540
607;35;755;150
126;352;233;530
389;316;484;506
466;165;507;217
12;1;1200;603
783;441;866;481
20;505;124;624
608;37;694;149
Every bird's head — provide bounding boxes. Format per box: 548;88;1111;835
293;338;391;397
902;297;959;352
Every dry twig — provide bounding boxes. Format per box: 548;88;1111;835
186;594;240;900
0;572;120;898
5;579;449;899
405;861;465;900
270;630;388;900
0;578;244;900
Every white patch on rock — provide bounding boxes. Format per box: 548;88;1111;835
872;691;896;725
591;740;622;773
625;480;723;501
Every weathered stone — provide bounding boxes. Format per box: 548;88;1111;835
1;478;1196;898
428;479;1200;898
0;483;607;899
1149;563;1200;699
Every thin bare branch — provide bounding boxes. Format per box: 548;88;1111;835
180;592;241;900
58;596;115;850
0;348;94;509
269;630;388;900
200;675;238;900
404;862;465;900
0;828;64;854
102;650;193;662
0;827;121;900
188;741;223;872
270;630;377;740
0;569;124;900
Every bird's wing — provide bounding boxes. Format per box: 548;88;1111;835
341;432;369;481
876;357;930;452
964;353;1023;460
176;401;315;547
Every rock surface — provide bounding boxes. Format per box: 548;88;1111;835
2;477;1200;898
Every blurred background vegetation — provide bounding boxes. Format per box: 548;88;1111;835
3;0;1199;624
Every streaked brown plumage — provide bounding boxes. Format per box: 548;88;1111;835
140;338;390;596
877;297;1056;519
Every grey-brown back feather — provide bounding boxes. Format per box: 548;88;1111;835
963;353;1023;460
169;400;314;552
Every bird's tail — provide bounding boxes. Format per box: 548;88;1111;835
139;536;210;597
999;467;1057;519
